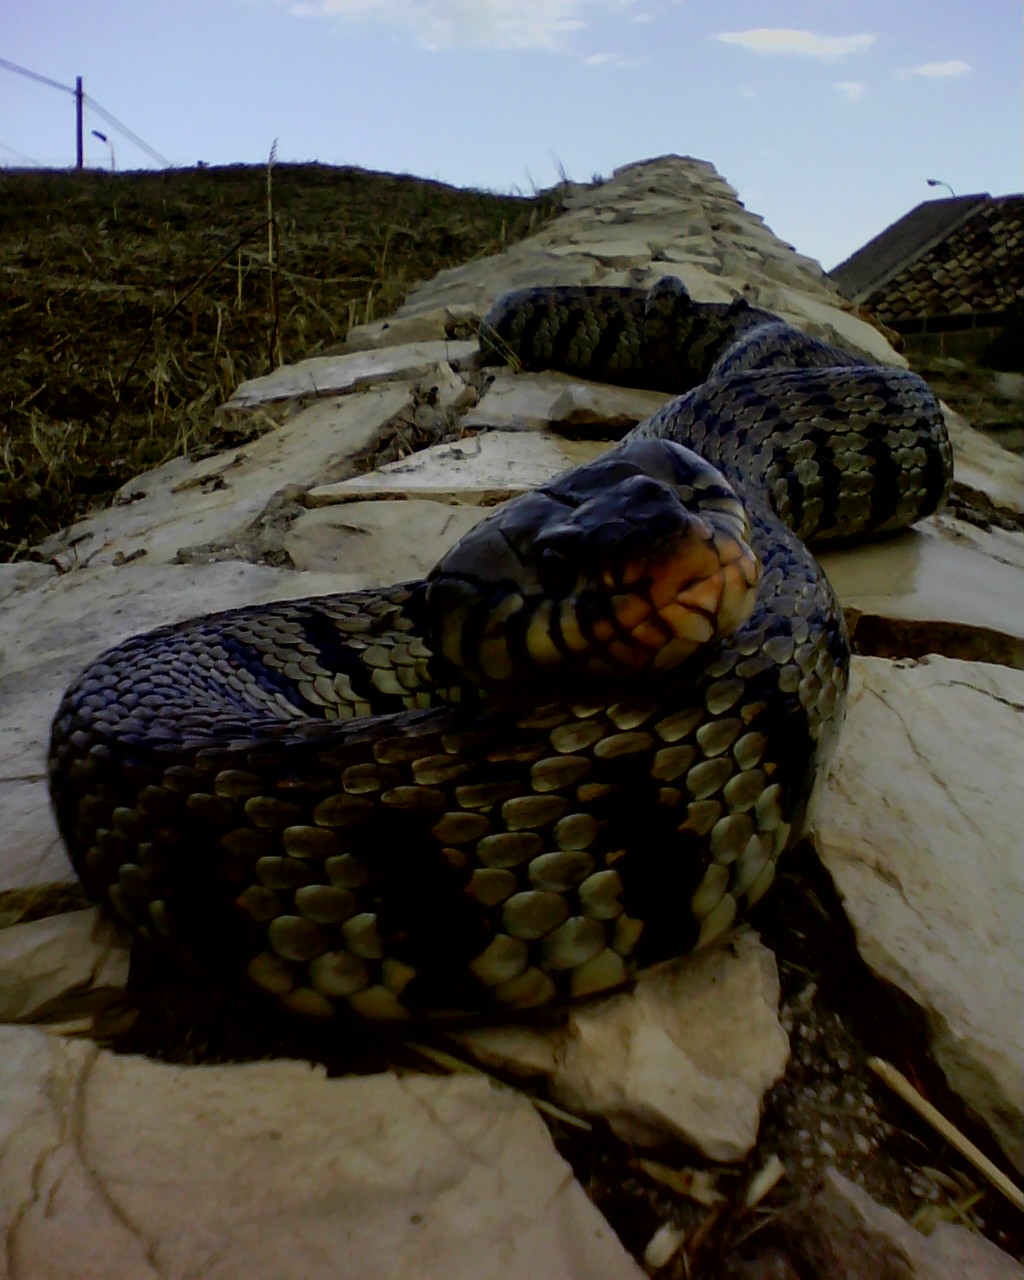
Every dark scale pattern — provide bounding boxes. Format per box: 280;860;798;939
48;278;952;1024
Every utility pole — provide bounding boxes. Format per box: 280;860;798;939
75;76;84;168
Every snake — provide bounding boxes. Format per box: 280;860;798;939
48;279;952;1024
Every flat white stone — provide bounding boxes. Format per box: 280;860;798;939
0;562;56;602
285;499;488;578
0;908;128;1023
0;1025;643;1280
546;239;648;268
814;656;1024;1164
945;408;1024;515
308;430;605;506
821;512;1024;645
766;286;905;365
396;248;603;320
459;929;789;1161
0;780;69;890
465;370;594;432
342;309;458;352
34;388;413;569
464;370;670;433
547;381;673;430
226;339;477;406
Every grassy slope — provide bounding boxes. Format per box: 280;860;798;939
0;164;560;561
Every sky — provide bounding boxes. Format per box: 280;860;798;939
1;0;1020;269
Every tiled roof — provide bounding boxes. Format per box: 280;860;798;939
830;196;986;303
830;195;1024;324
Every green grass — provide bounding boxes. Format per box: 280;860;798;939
0;163;562;561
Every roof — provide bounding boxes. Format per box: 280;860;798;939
830;194;1024;324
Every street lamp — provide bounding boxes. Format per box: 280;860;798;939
926;178;955;198
91;129;115;171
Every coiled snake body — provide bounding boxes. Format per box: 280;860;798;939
48;280;952;1022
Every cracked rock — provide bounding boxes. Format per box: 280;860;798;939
460;929;789;1161
0;908;129;1026
0;1024;643;1280
813;656;1024;1164
226;339;478;406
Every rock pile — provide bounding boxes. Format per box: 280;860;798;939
2;155;1021;1277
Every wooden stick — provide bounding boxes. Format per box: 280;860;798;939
405;1041;592;1132
868;1056;1023;1213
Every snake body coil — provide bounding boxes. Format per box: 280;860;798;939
48;280;952;1022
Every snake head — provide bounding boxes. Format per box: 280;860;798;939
426;439;761;687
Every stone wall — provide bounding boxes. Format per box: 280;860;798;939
2;155;1021;1278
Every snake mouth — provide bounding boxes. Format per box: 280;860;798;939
587;529;761;673
427;439;762;686
472;519;760;681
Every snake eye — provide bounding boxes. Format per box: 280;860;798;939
536;543;577;596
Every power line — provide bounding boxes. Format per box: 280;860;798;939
0;56;74;95
0;140;45;165
0;57;170;168
85;94;170;167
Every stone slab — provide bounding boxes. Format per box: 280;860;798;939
767;286;905;365
0;908;129;1024
814;656;1024;1164
34;388;412;569
945;409;1024;515
0;1025;643;1280
342;309;459;352
226;339;477;406
545;239;648;269
285;499;488;579
464;370;670;433
0;562;56;602
0;779;69;891
307;429;605;505
459;929;789;1161
821;512;1024;644
393;248;604;321
463;370;593;432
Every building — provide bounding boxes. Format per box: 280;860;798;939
830;194;1024;369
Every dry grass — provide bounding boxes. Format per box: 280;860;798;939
0;163;562;561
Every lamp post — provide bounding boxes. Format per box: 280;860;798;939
926;178;956;198
91;129;115;171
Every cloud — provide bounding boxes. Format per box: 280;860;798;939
715;28;875;59
584;51;646;66
834;80;866;101
899;59;971;79
286;0;633;51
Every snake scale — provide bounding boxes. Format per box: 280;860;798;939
48;279;952;1023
